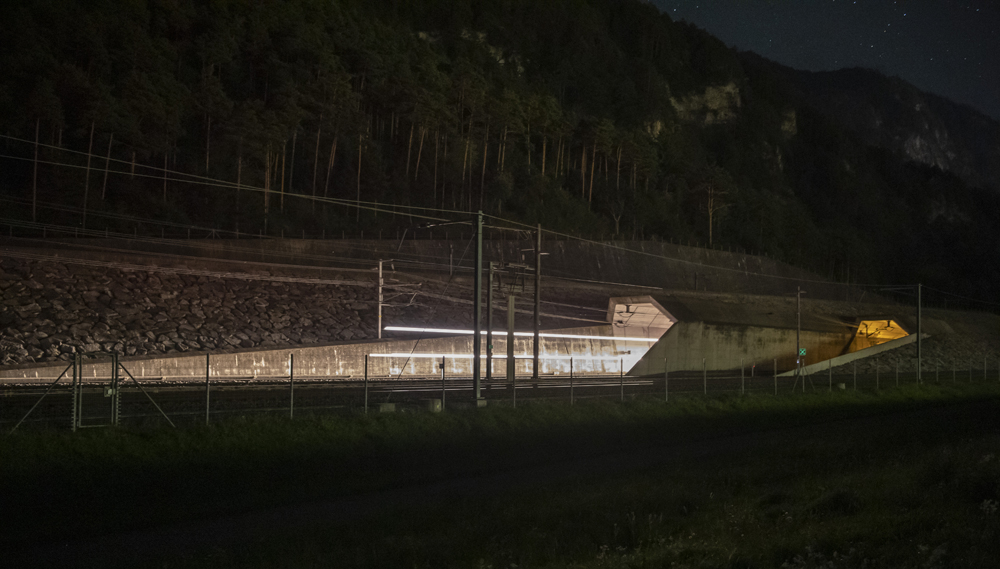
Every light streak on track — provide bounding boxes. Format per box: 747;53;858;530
383;326;658;342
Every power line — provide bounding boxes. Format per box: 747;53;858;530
0;134;473;217
923;285;1000;307
1;150;455;223
482;212;913;289
0;249;380;288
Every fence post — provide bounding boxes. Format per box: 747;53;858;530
115;353;122;426
773;358;777;396
71;354;78;432
664;358;669;403
205;353;211;426
364;354;369;415
828;360;832;392
569;357;574;406
853;361;857;391
289;353;294;420
441;356;447;410
741;358;745;395
110;353;119;427
703;358;707;395
75;353;83;430
620;357;624;402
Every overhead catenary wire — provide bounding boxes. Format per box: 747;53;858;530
922;285;1000;308
0;220;461;273
0;138;906;290
0;249;378;288
481;212;917;290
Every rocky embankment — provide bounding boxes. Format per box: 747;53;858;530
830;335;1000;376
0;256;470;366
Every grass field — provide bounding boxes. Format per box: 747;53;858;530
4;384;1000;567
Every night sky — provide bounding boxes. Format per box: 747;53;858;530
651;0;1000;121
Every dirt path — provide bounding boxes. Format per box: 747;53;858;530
14;398;998;568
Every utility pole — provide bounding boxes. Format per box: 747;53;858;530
533;223;542;380
917;283;922;384
473;211;483;402
486;262;494;381
377;260;384;339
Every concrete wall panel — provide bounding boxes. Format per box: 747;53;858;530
631;322;854;374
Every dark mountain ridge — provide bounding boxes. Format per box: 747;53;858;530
780;64;1000;193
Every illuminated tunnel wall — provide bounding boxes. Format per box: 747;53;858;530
0;323;669;383
373;325;663;377
847;320;909;352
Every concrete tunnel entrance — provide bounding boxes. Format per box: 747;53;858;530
625;293;920;376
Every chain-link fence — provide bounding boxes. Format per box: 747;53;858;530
4;353;998;432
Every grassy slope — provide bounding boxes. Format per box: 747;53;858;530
4;384;1000;567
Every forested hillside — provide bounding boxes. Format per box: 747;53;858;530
1;0;997;303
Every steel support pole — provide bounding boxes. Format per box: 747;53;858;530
377;260;383;339
118;364;175;428
796;286;802;392
507;294;515;385
569;357;574;406
533;223;541;380
205;353;211;425
486;262;494;381
71;355;78;432
917;283;922;384
828;360;832;392
289;353;294;420
11;363;72;434
110;353;118;427
665;368;669;403
364;354;369;415
703;358;707;395
114;353;121;426
773;358;777;396
620;357;624;402
473;211;483;401
76;353;83;429
741;358;745;395
441;356;446;410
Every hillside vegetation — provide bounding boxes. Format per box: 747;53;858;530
1;0;997;301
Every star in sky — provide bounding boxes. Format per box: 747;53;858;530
652;0;1000;120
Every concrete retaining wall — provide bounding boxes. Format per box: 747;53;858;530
631;322;854;374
